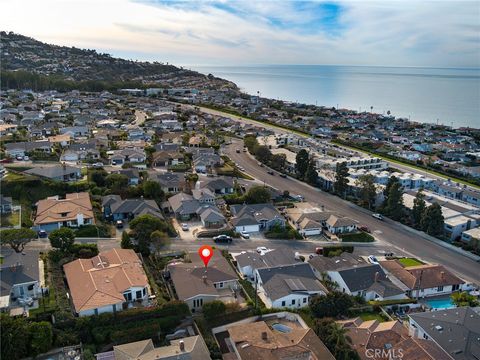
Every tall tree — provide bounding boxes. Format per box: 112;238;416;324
412;188;427;227
384;181;404;220
254;145;271;164
356;174;376;209
383;175;399;201
420;203;444;237
244;185;271;204
295;149;309;179
334;162;349;198
313;318;359;360
270;153;286;171
142;180;164;202
305;158;319;185
105;174;129;193
0;228;36;253
49;227;75;253
310;292;354;318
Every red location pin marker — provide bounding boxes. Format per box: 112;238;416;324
198;245;214;267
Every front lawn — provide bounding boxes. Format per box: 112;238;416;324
340;232;375;243
358;311;386;322
0;210;20;227
398;258;424;267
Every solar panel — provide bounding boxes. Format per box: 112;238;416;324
285;278;307;291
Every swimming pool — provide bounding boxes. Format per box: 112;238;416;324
426;298;456;310
271;323;292;333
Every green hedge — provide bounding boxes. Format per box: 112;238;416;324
323;245;354;257
340;232;375;243
368;298;416;306
74;224;111;238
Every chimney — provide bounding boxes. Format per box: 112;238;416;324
440;271;445;280
179;340;185;352
374;272;379;282
261;332;268;341
202;275;207;284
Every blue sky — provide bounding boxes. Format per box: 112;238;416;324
3;0;480;67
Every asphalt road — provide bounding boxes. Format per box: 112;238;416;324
224;139;480;285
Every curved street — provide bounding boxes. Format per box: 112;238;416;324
224;138;480;285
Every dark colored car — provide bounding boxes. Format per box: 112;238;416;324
213;234;233;243
358;225;371;233
38;230;48;238
267;170;274;175
279;173;287;178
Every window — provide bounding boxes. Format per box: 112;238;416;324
423;334;429;340
437;286;444;292
219;282;224;288
281;301;286;307
291;299;295;305
303;297;307;303
27;284;34;291
143;288;146;296
136;290;142;299
452;284;460;291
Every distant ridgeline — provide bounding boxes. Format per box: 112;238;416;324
0;31;236;91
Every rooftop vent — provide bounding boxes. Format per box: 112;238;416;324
435;325;443;331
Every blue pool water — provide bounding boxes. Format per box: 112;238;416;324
426;298;456;310
271;323;292;333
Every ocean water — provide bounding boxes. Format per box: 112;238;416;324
191;65;480;129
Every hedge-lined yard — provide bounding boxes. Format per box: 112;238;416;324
340;232;375;243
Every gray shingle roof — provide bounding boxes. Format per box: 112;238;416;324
409;307;480;360
338;264;403;296
25;165;81;179
0;248;40;297
256;263;327;301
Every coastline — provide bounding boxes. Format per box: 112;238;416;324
191;64;480;129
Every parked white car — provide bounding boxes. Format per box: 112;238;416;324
181;223;189;231
256;246;268;254
18;296;34;307
372;213;383;220
368;255;379;264
240;231;250;239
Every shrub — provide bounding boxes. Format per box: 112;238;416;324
340;232;374;243
203;301;227;320
75;224;111;238
323;245;354;257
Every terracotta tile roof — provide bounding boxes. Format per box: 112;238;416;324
379;260;464;289
340;318;453;360
228;321;335;360
34;192;94;225
63;249;148;313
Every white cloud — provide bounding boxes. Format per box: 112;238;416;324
2;0;479;67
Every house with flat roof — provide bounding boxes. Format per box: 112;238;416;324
379;260;466;299
34;192;94;232
94;335;211;360
167;252;239;313
255;263;328;309
461;227;480;248
408;307;480;360
63;248;149;317
338;317;453;360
